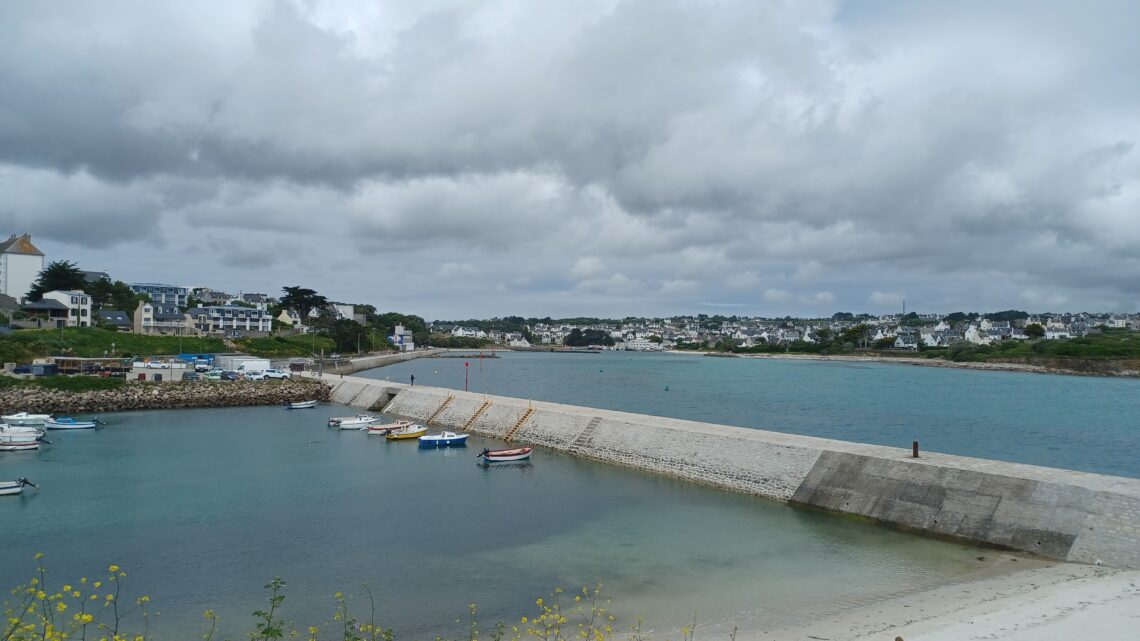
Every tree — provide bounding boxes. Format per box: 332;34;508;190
26;260;87;302
279;286;329;321
1025;323;1046;339
648;335;663;344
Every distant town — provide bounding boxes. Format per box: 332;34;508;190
3;233;1138;368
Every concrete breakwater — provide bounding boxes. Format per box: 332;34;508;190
0;380;331;414
322;349;444;376
322;374;1140;569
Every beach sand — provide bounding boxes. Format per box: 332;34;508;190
743;559;1140;641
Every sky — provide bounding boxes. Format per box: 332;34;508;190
2;0;1138;320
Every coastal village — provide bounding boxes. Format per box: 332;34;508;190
2;232;1137;362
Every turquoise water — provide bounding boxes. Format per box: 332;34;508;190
3;405;999;639
364;351;1140;478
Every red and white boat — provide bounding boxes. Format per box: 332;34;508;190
478;446;533;462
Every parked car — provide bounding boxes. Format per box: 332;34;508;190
220;370;240;381
245;371;267;381
12;365;31;374
329;353;341;360
262;369;290;380
145;361;171;369
203;371;222;380
181;371;201;381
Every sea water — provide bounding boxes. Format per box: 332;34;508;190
364;351;1140;478
2;402;1008;639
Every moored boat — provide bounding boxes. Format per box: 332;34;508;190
1;412;51;427
0;477;38;496
284;400;318;410
418;431;469;447
478;446;533;462
385;423;428;440
366;420;413;436
44;417;99;430
0;433;41;451
328;414;378;429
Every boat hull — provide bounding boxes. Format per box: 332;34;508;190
44;419;97;430
480;446;533;462
418;432;469;447
386;425;428;440
2;413;51;427
367;420;412;435
285;401;317;409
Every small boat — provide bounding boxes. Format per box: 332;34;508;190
284;400;318;410
366;420;413;436
0;477;37;496
0;434;41;451
1;412;52;427
328;414;378;429
478;446;533;462
385;423;428;440
44;417;99;430
418;431;469;447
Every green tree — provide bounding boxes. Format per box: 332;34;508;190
279;286;329;321
1025;323;1046;339
648;335;663;344
26;260;87;302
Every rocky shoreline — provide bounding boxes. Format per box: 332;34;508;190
0;379;332;414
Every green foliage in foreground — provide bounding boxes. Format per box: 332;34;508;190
4;557;672;641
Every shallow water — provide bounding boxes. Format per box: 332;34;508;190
2;404;1001;639
363;351;1140;477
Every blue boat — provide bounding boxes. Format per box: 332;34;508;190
44;417;99;430
418;431;469;447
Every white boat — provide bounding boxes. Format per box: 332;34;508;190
1;412;51;427
0;477;37;496
1;424;45;436
418;431;470;447
284;400;318;410
0;433;41;451
328;414;378;429
366;420;412;435
44;417;99;430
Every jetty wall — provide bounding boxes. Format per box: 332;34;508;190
321;349;444;376
324;375;1140;569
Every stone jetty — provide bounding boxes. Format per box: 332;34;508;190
0;379;331;414
321;373;1140;570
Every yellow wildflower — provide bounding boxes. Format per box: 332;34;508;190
108;565;120;573
56;601;67;612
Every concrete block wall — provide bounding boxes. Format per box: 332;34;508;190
338;376;1140;569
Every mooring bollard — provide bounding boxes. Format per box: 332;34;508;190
912;440;920;458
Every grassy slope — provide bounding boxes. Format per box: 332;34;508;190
0;328;334;362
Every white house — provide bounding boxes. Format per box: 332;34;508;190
187;305;272;336
129;282;189;307
134;301;189;335
41;290;92;327
0;233;45;302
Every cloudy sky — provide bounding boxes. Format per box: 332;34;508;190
2;1;1137;319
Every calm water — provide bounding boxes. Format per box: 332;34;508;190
364;351;1140;478
3;404;1000;639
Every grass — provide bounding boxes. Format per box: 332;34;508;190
0;328;336;363
232;334;336;358
0;327;226;363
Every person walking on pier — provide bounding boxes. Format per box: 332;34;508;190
410;374;415;386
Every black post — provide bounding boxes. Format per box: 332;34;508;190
912;441;919;458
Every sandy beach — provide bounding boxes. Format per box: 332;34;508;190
745;559;1140;641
